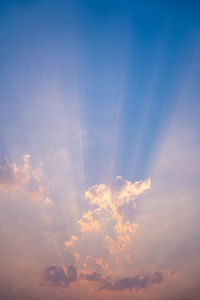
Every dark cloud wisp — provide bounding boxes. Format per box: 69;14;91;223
44;265;77;287
99;269;171;292
80;272;102;282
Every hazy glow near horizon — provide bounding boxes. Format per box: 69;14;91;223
0;1;200;300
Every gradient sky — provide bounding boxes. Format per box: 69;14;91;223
0;1;200;300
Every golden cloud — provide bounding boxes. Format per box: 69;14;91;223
64;176;151;274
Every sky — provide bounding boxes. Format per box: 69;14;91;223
0;1;200;299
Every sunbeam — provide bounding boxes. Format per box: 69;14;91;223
0;1;200;300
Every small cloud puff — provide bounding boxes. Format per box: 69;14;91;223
64;235;78;248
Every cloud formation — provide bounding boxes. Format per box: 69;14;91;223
66;177;151;258
78;211;101;232
43;264;171;293
0;155;31;190
0;155;52;204
44;265;77;287
62;176;152;283
99;269;171;292
64;235;78;248
84;176;151;216
80;271;102;282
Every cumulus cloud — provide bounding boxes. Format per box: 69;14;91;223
44;265;77;287
76;177;151;252
62;176;151;277
99;269;171;292
78;211;101;232
0;155;50;203
84;177;151;217
0;156;30;190
39;172;172;296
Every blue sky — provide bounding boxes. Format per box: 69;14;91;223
1;0;199;183
0;1;200;299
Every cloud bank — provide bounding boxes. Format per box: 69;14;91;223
43;264;171;293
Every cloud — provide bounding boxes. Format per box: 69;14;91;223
114;219;138;249
84;177;151;217
78;211;101;232
95;258;108;270
43;265;77;287
43;264;171;294
0;155;51;203
0;155;38;188
0;156;29;190
99;269;171;292
44;265;102;288
64;235;78;248
83;176;151;226
104;234;118;255
81;271;102;282
75;176;151;259
59;176;152;279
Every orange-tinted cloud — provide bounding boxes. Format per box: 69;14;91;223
78;211;101;232
96;258;108;270
77;176;150;236
0;155;45;202
64;235;78;248
63;176;151;275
